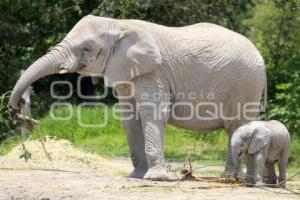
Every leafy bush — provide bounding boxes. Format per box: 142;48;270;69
0;92;18;142
244;0;300;136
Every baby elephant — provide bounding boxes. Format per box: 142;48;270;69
231;120;290;187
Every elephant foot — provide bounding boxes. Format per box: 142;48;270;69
278;177;286;188
129;167;147;179
264;177;277;185
234;171;246;182
246;176;256;184
144;166;176;181
221;167;235;178
254;181;264;186
247;175;262;185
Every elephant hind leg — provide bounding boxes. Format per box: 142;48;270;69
263;161;277;185
278;151;289;188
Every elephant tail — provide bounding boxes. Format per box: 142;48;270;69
261;68;267;113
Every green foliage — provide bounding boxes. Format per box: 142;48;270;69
0;135;21;155
244;0;300;135
0;91;18;142
19;143;32;162
93;0;253;31
290;135;300;166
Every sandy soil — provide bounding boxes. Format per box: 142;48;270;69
0;139;299;200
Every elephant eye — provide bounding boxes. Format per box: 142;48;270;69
83;47;91;52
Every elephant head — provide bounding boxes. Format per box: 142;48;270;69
231;122;271;179
9;15;162;109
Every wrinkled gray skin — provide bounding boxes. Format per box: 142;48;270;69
231;120;290;187
9;15;267;181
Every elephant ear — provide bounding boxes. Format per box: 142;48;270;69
104;24;162;87
248;126;271;154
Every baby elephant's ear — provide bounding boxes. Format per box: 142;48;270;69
248;126;271;154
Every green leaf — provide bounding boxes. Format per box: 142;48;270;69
276;83;292;90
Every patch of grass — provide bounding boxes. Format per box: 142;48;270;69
0;135;21;155
164;127;227;162
30;106;228;163
2;106;300;172
32;105;129;157
289;135;300;168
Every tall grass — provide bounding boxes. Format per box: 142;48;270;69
7;105;299;168
32;106;227;163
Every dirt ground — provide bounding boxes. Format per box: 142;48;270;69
0;139;299;200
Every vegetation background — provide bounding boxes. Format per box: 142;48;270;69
0;0;300;166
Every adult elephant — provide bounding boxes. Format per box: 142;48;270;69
9;15;267;181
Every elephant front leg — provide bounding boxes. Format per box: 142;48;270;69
138;104;172;181
246;154;255;183
116;87;148;179
253;151;267;184
141;118;170;180
134;74;172;181
223;134;236;177
122;111;148;179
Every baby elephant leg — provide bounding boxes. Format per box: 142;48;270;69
253;151;267;184
263;161;277;185
278;151;289;188
246;154;255;183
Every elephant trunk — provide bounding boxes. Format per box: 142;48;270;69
9;47;64;109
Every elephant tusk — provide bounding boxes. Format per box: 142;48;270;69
58;69;68;74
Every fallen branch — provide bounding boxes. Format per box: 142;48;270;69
170;151;300;196
39;138;53;162
192;183;245;189
0;167;81;173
